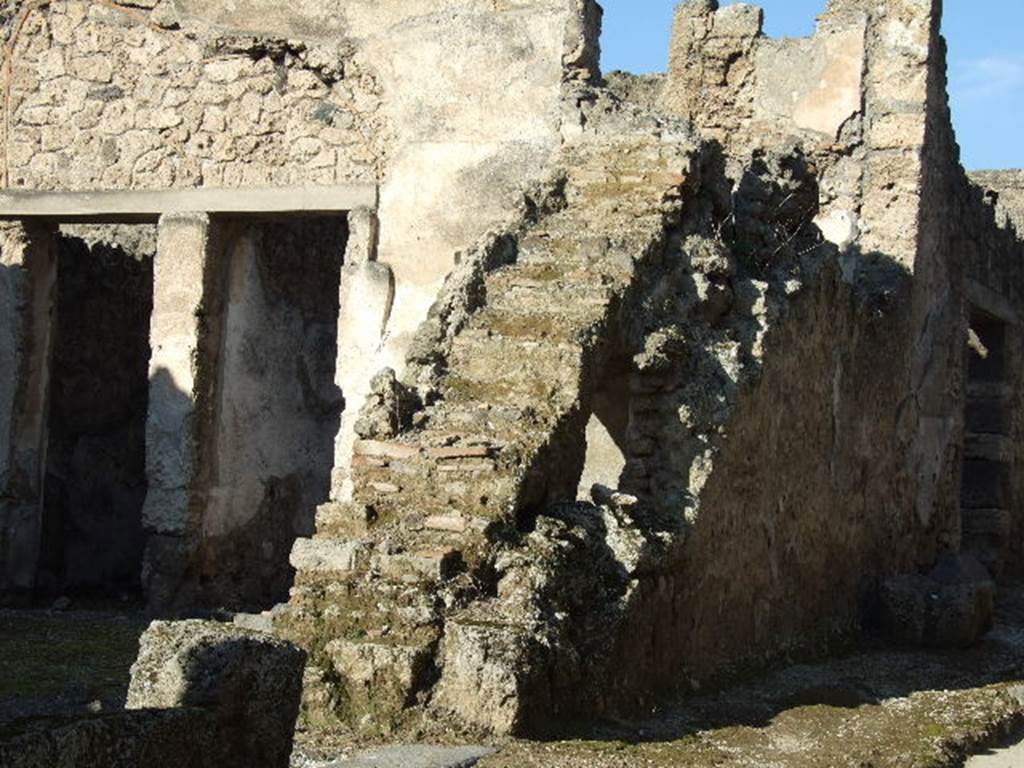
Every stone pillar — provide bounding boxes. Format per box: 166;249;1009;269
330;208;393;500
141;213;224;609
0;221;57;596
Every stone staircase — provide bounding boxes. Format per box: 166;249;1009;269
276;134;696;735
962;380;1015;575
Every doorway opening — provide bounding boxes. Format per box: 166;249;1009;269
196;215;346;610
961;308;1012;575
37;225;155;600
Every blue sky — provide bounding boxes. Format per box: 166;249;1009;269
599;1;1024;170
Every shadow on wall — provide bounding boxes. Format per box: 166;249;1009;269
146;216;347;615
140;365;200;614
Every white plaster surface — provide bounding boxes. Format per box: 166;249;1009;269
203;228;339;541
333;260;394;498
577;414;627;501
755;26;866;140
142;213;211;536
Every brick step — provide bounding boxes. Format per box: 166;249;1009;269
350;438;499;464
350;445;506;488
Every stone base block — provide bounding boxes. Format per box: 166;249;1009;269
127;619;307;768
879;554;995;649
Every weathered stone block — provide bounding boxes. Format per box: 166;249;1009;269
0;710;219;768
326;638;432;715
879;554;995;649
289;537;370;574
434;620;536;735
127;619;306;768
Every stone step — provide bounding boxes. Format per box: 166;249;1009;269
351;478;516;527
966;381;1013;401
291;537;463;585
372;547;465;584
315;501;378;539
324;637;436;716
481;286;609;325
419;405;538;443
441;373;571;409
965;433;1014;463
447;340;582;393
290;537;371;576
962;508;1011;538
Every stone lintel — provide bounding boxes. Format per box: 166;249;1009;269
0;184;378;224
966;279;1020;327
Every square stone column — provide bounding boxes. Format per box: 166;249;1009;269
331;208;392;500
0;221;57;596
142;212;225;609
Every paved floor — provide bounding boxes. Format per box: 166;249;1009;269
318;746;495;768
967;735;1024;767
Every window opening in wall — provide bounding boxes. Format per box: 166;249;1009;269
578;369;631;503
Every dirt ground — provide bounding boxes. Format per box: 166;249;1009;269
4;596;1024;768
0;606;148;731
471;591;1024;768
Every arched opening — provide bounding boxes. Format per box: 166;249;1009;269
577;365;631;501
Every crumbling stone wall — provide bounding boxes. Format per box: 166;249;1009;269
627;0;1024;687
972;171;1024;234
2;1;379;190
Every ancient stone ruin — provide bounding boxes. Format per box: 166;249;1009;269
1;0;1024;760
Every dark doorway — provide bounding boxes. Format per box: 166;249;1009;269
37;225;155;599
961;308;1012;575
194;215;346;611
